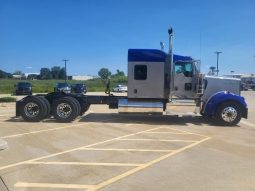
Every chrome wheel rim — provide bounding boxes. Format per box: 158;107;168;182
57;103;72;118
24;102;39;117
221;107;237;122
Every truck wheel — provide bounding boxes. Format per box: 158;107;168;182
69;97;81;115
20;96;47;122
38;96;51;118
215;102;242;126
80;104;90;115
52;97;80;122
64;96;81;115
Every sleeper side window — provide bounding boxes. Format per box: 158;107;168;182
134;65;147;80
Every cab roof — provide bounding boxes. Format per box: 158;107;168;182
128;49;193;62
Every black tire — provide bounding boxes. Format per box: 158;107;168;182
80;104;90;115
63;96;81;115
52;96;80;122
215;101;242;126
68;97;81;115
20;96;47;122
38;96;51;118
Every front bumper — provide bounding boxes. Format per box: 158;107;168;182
242;107;248;119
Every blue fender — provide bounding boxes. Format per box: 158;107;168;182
202;91;248;118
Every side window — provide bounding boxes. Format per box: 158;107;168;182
184;63;193;77
134;65;147;80
175;63;183;74
175;62;193;77
184;63;193;73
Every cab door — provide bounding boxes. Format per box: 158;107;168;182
172;61;196;98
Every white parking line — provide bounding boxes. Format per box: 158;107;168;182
79;148;174;152
120;138;197;143
26;161;142;167
142;132;190;135
162;127;209;138
12;127;211;191
90;136;211;191
0;126;163;171
0;117;122;139
15;182;95;189
0;123;84;139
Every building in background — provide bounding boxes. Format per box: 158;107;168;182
25;73;40;80
223;74;246;78
71;75;95;81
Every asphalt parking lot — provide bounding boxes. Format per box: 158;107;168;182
0;91;255;191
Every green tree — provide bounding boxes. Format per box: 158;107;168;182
59;67;66;79
0;70;12;78
98;68;111;93
13;70;23;75
40;68;52;79
51;66;61;79
112;69;125;77
110;69;127;84
50;66;65;79
116;69;125;76
98;68;111;80
27;74;38;80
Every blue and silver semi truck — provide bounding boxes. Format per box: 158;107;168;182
16;27;248;126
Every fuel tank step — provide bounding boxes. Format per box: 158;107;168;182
118;99;163;114
165;99;200;116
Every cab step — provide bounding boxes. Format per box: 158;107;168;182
165;99;200;116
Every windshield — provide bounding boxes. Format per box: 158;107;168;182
75;84;85;88
57;83;69;88
18;82;31;87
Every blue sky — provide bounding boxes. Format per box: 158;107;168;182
0;0;255;76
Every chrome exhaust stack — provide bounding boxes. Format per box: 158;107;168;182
168;27;174;99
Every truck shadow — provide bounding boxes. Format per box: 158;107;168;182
5;113;215;126
79;113;213;126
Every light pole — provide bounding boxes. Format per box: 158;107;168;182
215;51;222;76
62;59;69;82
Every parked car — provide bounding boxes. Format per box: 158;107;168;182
241;80;255;91
241;83;249;91
113;84;127;92
14;82;32;95
54;82;71;94
71;83;87;94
